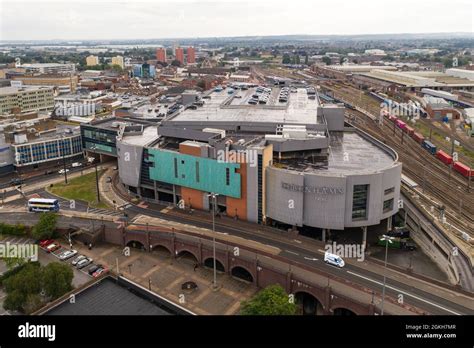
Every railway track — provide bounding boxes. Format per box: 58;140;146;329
346;111;474;235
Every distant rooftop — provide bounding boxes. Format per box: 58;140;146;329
167;87;320;125
0;86;53;95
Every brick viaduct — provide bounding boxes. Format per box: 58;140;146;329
111;225;380;315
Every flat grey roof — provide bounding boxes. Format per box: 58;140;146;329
168;87;319;125
326;131;394;174
45;278;172;315
121;125;158;146
279;131;395;175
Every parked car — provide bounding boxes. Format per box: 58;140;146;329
71;162;82;168
88;264;102;275
92;267;108;278
106;176;112;183
46;243;61;253
39;239;55;248
76;258;93;269
59;250;77;260
10;178;23;186
71;255;86;266
58;169;70;175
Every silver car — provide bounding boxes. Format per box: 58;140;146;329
76;258;93;269
59;250;77;260
71;255;86;266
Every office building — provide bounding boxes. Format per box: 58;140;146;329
132;63;156;78
0;86;54;115
20;63;76;75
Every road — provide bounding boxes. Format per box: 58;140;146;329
1;159;472;315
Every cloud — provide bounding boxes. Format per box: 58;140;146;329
0;0;472;40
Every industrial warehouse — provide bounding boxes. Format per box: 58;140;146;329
114;85;402;240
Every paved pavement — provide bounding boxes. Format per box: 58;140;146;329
71;241;257;315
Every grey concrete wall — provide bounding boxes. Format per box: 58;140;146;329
265;163;402;230
265;167;304;226
117;141;143;187
318;106;345;131
303;174;347;230
246;163;259;223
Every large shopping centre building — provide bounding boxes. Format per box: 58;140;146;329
111;86;401;239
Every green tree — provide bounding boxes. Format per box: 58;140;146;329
42;262;73;299
304;54;309;65
171;59;181;67
240;285;297;315
31;213;57;240
322;56;332;65
3;263;42;311
282;54;291;64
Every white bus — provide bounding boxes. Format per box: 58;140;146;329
28;198;60;212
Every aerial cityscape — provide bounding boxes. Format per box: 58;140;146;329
0;0;472;346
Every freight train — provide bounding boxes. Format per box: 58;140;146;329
385;113;473;178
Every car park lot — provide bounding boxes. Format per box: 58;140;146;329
39;240;108;279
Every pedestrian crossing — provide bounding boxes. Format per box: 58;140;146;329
87;207;123;217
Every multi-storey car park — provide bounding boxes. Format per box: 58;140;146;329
114;86;402;243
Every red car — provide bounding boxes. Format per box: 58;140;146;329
46;243;61;253
39;239;55;248
92;267;108;278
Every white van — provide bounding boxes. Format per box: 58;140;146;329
324;252;345;268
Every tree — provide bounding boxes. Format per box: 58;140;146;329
197;80;206;89
322;56;332;65
42;262;73;299
240;285;297;315
31;212;57;240
3;263;42;312
304;54;309;65
282;54;291;64
171;59;181;67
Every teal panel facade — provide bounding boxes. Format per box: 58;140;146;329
148;148;241;198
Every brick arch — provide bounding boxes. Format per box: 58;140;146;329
230;264;255;283
291;279;326;301
175;247;199;262
202;257;226;272
124;230;148;245
293;290;326;310
329;296;367;315
201;248;227;272
150;243;173;254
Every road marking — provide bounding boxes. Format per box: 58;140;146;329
293;239;302;244
285;250;299;256
304;257;318;261
317;249;326;254
346;270;461;315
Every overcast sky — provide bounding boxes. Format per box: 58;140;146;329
0;0;472;41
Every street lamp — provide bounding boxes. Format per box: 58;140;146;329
380;234;394;315
60;136;68;184
89;145;100;203
207;193;219;290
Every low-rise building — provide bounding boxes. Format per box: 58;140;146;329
0;86;54;115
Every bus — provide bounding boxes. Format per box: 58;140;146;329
28;198;60;212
